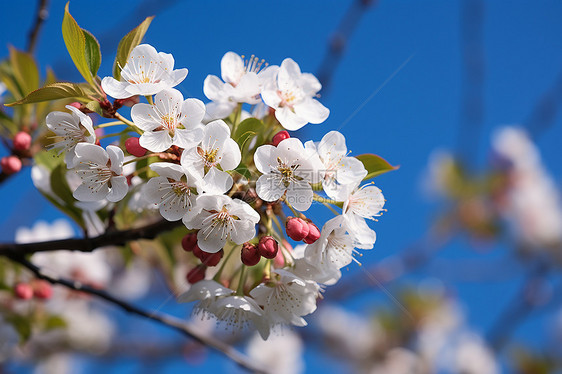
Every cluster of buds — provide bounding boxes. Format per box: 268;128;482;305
13;280;52;301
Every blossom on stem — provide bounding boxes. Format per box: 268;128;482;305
144;162;200;221
254;138;317;211
131;88;205;152
181;120;241;195
46;105;96;167
72;143;128;202
183;195;260;253
208;295;270;339
261;58;329;131
101;44;188;99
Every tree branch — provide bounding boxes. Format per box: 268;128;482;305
27;0;49;54
0;219;183;256
3;251;268;373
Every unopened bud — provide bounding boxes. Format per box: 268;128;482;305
186;265;207;284
272;130;290;147
33;280;53;300
68;102;82;109
181;233;198;252
258;236;279;259
241;242;261;266
286;217;310;241
14;282;33;300
199;248;224;267
1;156;22;175
115;96;140;108
125;137;147;157
13;132;31;151
303;222;321;244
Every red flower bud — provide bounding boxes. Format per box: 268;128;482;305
272;130;290;147
241;242;261;266
33;280;53;300
125;137;147;157
285;217;310;241
199;249;224;267
186;265;207;284
258;236;279;259
181;233;198;252
13;132;31;151
1;156;22;175
303;222;321;244
68;102;82;109
14;282;33;300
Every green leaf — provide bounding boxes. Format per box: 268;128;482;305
9;47;39;96
62;2;94;86
233;164;252;180
233;118;263;153
85;100;102;115
6;314;32;344
113;16;154;80
82;29;101;76
355;154;398;180
5;82;94;106
44;315;67;331
49;164;85;227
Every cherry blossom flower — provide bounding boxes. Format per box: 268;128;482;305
101;44;188;99
72;143;128;203
305;130;367;196
46;105;96;167
203;52;275;121
208;295;270;339
254;138;317;211
144;162;201;221
303;216;355;285
246;328;304;374
180;120;241;195
183;195;260;253
130;88;205;152
261;58;329;131
250;269;320;327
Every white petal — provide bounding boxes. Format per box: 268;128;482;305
261;89;282;109
181;98;206;128
230;219;256;244
256;174;285;202
180;147;205;179
170;68;188;87
101;77;131;99
149;162;185;180
75;143;108;165
173;128;203;149
203;75;227;102
278;58;302;88
254;144;276;174
154;88;184;115
131;103;161;131
204;101;236;122
73;182;109;202
221;52;245;84
196;227;227;253
275;107;308;131
107;176;128;202
286;180;312;211
66;105;95;138
202;168;233;195
294;98;329;124
300;72;322;95
218;138;241;171
202;120;230;150
139;131;173;153
106;145;124;174
337;157;368;185
125;82;167;97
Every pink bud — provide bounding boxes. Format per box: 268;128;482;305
68;102;82;109
125;137;147;157
115;96;140;107
13;132;31;151
181;233;198;252
33;280;53;300
186;265;207;284
241;243;261;266
258;236;279;259
273;247;285;268
1;156;22;175
303;222;321;244
199;249;224;267
285;217;310;241
272;130;290;147
14;283;33;300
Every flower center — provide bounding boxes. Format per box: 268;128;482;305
77;162;116;192
276;157;300;186
198;147;220;168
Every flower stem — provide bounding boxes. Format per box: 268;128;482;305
284;200;299;217
95;121;124;128
145;95;154;105
236;265;246;295
123;153;161;165
114;113;141;134
213;244;239;282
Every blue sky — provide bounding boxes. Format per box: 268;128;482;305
2;0;562;372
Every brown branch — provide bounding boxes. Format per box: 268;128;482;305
0;219;183;257
27;0;49;54
4;252;268;373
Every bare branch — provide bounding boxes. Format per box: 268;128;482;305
27;0;50;54
0;219;183;257
4;251;268;373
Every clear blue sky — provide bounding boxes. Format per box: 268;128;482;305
2;0;562;372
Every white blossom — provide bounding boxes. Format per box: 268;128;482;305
72;144;128;203
208;295;270;339
261;58;329;130
101;44;187;99
46;105;96;167
246;328;304;374
131;88;205;152
183;195;260;253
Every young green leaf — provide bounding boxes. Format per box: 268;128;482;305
62;2;94;86
233;118;263;152
82;29;101;76
355;153;398;180
9;47;39;96
113;16;155;80
5;82;95;106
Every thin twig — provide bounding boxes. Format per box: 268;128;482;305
3;252;268;373
27;0;49;54
0;219;183;256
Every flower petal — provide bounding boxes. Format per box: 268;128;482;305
107;176;128;202
254;144;276;174
275;107;308;131
73;182;109;202
181;98;206;128
139;130;173;153
218;138;241;171
294;98;329;124
101;77;131;99
221;52;245;84
256;174;285;202
201;168;233;195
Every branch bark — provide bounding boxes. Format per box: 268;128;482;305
27;0;49;54
3;251;268;373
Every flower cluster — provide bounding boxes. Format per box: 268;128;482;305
43;46;390;339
